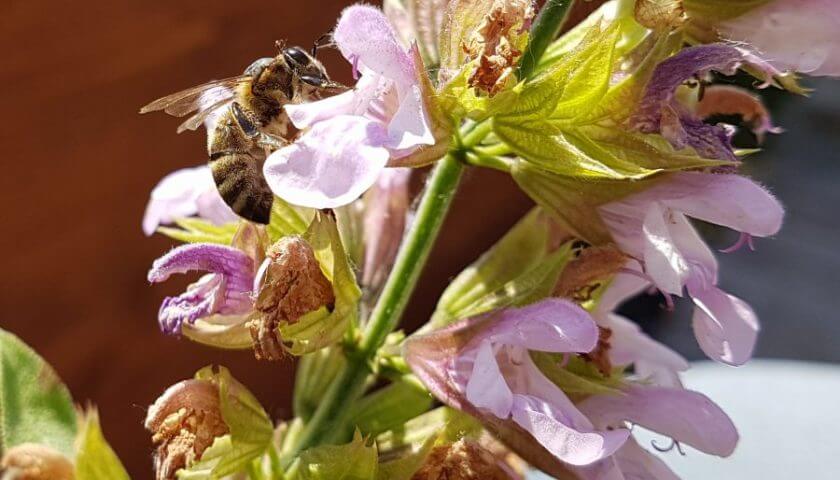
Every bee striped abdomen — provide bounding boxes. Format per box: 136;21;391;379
207;106;273;224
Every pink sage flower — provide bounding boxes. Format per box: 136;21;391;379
593;272;689;388
599;172;784;365
263;5;435;209
574;385;738;479
142;165;238;236
147;243;256;335
720;0;840;77
405;299;630;471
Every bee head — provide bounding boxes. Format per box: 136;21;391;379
282;44;348;93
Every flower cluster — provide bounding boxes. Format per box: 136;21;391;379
128;0;838;479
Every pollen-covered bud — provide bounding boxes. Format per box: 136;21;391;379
411;439;520;480
463;0;534;96
248;236;335;360
144;380;229;480
0;443;74;480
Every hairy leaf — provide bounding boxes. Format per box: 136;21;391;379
291;431;378;480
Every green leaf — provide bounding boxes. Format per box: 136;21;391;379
290;431;378;480
345;377;434;438
530;352;626;397
279;212;362;355
375;435;437;480
0;329;77;457
181;367;273;478
267;197;314;242
74;409;130;480
157;217;239;245
293;347;346;421
376;407;480;453
684;0;771;22
432;209;552;326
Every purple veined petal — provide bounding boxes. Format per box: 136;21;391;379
641;203;688;296
142;165;237;236
511;394;630;466
688;283;759;366
385;84;435;154
465;341;514;419
720;0;840;77
148;244;255;334
664;173;784;238
263;115;390;209
579;385;738;457
482;298;600;354
333;4;416;88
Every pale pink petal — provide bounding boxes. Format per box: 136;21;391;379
668;212;718;284
721;0;840;76
142;165;237;235
385;84;435;154
641;203;688;296
263;115;390;209
614;439;680;480
465;341;514;418
362;168;411;291
665;173;784;238
579;385;738;457
603;313;689;377
285;90;358;129
596;270;649;314
511;395;629;466
334;4;415;87
689;284;759;366
482;298;599;354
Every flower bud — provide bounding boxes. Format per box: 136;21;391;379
248;236;335;360
0;444;74;480
144;380;229;480
411;439;520;480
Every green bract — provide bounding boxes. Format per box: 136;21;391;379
179;366;273;479
278;212;362;355
289;430;378;480
75;409;130;480
0;329;77;458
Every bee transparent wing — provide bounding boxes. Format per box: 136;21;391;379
176;95;234;133
140;75;251;118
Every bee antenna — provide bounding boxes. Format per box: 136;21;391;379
311;31;335;58
275;40;286;51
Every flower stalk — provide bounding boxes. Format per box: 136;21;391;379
517;0;576;79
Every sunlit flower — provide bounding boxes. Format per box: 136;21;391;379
599;172;784;365
720;0;840;77
405;299;630;468
263;5;435;209
361;168;412;294
142;165;238;236
574;385;738;480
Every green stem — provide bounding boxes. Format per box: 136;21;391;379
517;0;577;80
284;152;467;459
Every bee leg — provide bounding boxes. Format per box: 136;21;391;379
256;132;289;152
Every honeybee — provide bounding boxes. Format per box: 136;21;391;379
141;40;345;224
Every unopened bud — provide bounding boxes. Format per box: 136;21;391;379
248;236;335;360
144;380;229;480
411;439;519;480
0;443;74;480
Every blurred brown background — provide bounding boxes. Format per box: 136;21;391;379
2;0;838;477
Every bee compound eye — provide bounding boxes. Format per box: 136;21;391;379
299;74;325;87
283;47;311;66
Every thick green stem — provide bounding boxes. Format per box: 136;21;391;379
517;0;576;80
284;153;466;459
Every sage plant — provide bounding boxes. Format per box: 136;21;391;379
1;1;838;479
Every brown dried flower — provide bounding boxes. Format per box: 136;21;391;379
463;0;534;96
144;380;229;480
247;236;335;360
0;444;74;480
411;439;519;480
581;326;614;377
553;244;627;302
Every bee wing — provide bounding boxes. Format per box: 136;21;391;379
140;75;251;118
176;96;234;133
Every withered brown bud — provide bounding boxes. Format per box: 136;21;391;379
464;0;534;96
553;244;627;303
582;326;614;377
247;236;335;361
0;443;74;480
411;439;520;480
144;380;229;480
